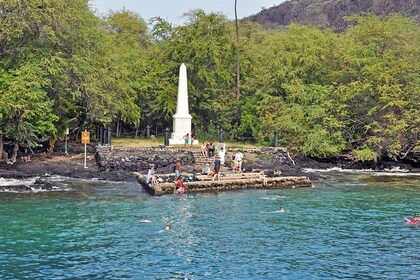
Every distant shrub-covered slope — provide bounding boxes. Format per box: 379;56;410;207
244;0;420;30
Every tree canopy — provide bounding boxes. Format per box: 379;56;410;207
0;1;418;163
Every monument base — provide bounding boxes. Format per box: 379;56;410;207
169;139;199;145
169;133;199;145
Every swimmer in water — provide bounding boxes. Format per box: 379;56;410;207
275;208;285;213
410;214;419;224
159;222;172;233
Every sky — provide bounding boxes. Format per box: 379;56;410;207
89;0;286;26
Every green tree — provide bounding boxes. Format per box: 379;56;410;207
103;10;150;135
254;24;346;156
0;62;57;162
336;14;420;161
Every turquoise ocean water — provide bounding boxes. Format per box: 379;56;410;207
1;170;419;279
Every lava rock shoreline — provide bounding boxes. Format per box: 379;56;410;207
0;147;418;184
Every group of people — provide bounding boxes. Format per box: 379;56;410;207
200;142;216;158
183;133;195;148
200;148;245;181
146;160;186;194
201;157;222;181
147;143;246;191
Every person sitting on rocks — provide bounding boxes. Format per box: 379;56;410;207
146;165;156;185
202;163;211;175
174;177;185;193
201;142;207;158
208;142;215;157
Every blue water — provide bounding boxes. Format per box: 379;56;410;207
1;171;419;279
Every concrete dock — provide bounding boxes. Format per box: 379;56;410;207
133;172;312;196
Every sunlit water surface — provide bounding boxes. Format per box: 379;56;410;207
1;170;419;279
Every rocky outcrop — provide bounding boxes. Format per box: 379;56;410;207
0;178;73;193
95;147;195;172
245;0;420;31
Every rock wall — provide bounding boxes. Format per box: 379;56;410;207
95;146;296;174
95;147;195;172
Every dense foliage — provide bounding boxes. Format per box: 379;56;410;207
0;0;418;162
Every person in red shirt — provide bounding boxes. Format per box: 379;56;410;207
411;214;419;224
175;177;185;193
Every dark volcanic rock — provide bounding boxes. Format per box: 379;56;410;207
1;145;418;188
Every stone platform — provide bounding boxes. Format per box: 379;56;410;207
133;171;312;196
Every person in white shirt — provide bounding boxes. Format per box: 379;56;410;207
234;151;243;172
146;165;156;185
218;147;226;165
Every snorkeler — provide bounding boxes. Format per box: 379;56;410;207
410;214;419;224
159;222;172;233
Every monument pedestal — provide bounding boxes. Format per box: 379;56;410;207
169;138;199;145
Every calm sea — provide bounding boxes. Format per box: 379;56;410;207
1;169;419;279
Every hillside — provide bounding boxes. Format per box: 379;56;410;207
244;0;420;30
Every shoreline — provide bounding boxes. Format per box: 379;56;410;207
0;148;419;183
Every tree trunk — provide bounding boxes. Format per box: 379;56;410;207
234;0;241;100
116;113;121;137
0;135;3;161
49;135;56;154
10;141;19;163
135;127;139;139
116;119;121;138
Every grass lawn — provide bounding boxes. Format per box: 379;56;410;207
111;138;263;149
112;138;165;148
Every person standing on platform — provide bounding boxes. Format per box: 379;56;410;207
213;155;221;181
218;147;226;166
183;133;189;147
175;160;182;178
190;132;195;148
230;151;236;171
235;150;244;172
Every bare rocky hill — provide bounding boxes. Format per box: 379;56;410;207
244;0;420;31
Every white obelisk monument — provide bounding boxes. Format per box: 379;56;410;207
169;63;194;145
